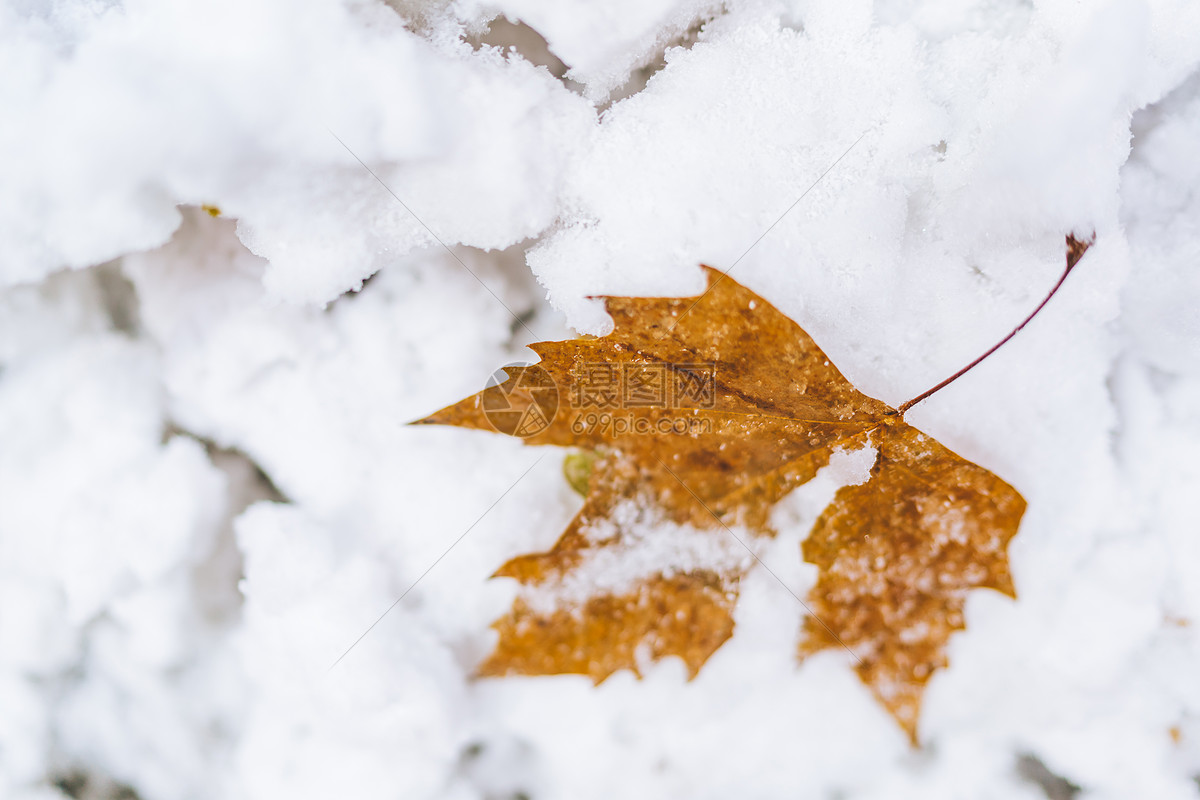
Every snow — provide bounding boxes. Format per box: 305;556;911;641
2;0;1200;798
458;0;723;101
518;499;751;612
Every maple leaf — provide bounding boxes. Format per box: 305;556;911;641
415;236;1090;742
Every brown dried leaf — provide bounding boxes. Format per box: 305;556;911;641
416;265;1029;742
798;425;1022;740
478;571;737;682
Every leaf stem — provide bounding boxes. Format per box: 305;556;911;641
897;233;1095;417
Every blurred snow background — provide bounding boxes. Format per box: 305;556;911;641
2;0;1200;797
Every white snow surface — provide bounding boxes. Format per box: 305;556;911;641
3;0;1200;798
